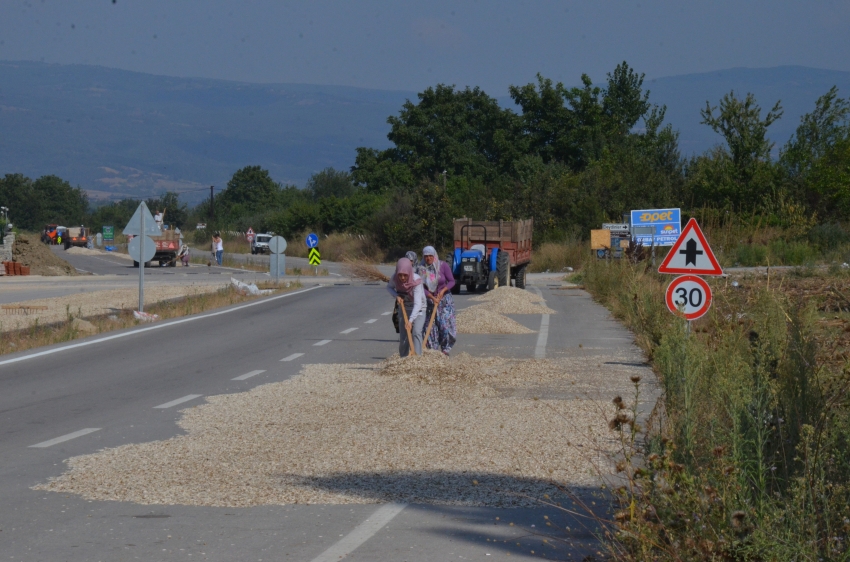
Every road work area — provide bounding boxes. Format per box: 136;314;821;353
1;278;657;560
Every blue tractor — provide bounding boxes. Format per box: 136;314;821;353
449;219;533;294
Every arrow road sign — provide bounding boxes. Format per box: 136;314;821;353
658;218;723;276
305;233;319;248
665;275;713;320
308;248;321;266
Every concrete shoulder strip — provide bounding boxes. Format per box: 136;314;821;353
310;503;407;562
0;285;323;368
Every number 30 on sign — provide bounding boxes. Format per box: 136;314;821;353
665;275;713;320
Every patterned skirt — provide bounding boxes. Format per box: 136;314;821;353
425;292;457;354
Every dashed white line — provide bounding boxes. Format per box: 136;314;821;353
232;369;266;381
381;311;392;316
364;319;377;324
530;287;550;359
281;353;305;362
340;327;358;334
153;394;203;409
309;503;408;562
313;339;332;346
29;428;101;448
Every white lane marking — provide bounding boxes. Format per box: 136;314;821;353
330;272;342;277
309;503;407;562
0;286;323;368
153;394;202;409
364;319;377;324
531;287;550;359
29;428;101;448
381;311;392;316
232;369;266;381
340;327;358;334
281;353;305;362
313;339;332;346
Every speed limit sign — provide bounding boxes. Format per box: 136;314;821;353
665;275;712;320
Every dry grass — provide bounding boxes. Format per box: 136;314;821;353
286;231;383;262
343;259;390;282
529;241;586;273
35;353;645;508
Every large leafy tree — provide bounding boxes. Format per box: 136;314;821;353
0;173;88;230
307;167;355;200
352;85;524;189
217;166;282;219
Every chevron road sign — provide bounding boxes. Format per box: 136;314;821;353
308;248;321;266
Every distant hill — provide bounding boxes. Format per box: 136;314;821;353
0;60;413;204
1;61;849;204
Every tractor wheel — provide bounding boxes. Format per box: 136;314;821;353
487;270;497;291
514;265;527;289
133;260;139;268
451;278;461;295
497;250;509;287
466;282;476;293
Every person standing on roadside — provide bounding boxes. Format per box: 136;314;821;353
212;232;224;266
386;257;426;357
421;246;457;355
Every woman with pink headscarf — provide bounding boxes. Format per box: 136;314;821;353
386;257;426;356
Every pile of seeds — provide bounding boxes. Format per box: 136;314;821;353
469;286;556;315
456;306;535;334
35;356;633;508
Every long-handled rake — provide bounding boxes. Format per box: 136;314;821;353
397;297;416;356
424;293;443;350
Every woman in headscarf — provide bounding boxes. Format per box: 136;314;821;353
386;257;426;357
420;246;457;355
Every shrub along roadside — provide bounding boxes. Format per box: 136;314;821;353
581;259;850;560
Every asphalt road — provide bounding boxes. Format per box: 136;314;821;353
0;280;653;561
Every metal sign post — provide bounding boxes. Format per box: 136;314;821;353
139;209;145;312
268;236;287;284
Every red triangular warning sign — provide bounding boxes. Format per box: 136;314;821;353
658;218;723;276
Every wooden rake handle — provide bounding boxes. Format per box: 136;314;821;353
424;293;443;349
397;297;416;356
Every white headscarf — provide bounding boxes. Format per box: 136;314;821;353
421;246;440;292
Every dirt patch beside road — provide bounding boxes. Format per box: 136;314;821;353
11;234;77;276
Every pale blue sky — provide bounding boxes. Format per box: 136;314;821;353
2;1;849;92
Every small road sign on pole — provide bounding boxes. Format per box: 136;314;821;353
246;228;255;243
665;275;713;321
658;218;723;276
308;248;321;266
305;233;319;249
268;235;287;282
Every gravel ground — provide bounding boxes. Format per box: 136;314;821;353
469;286;556;315
35;352;642;508
456;306;535;334
0;283;226;332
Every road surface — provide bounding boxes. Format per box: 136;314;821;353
0;279;653;560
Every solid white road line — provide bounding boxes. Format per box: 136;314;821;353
280;353;305;362
153;394;203;409
364;319;377;324
232;369;266;381
381;311;392;316
29;428;101;448
309;503;407;562
313;339;332;346
340;327;358;334
0;285;324;368
531;286;550;359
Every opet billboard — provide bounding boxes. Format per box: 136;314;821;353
630;208;681;246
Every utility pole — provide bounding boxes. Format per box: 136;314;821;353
210;186;215;222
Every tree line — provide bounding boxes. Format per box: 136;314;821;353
3;62;849;252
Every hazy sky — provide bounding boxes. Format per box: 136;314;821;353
2;1;849;93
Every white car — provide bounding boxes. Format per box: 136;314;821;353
251;233;273;255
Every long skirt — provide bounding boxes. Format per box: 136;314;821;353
425;292;457;354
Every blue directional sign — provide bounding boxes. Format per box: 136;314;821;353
305;232;319;248
630;208;682;247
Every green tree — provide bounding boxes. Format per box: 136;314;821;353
217;166;282;222
307;167;355;200
0;173;88;230
146;192;188;229
697;91;783;208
